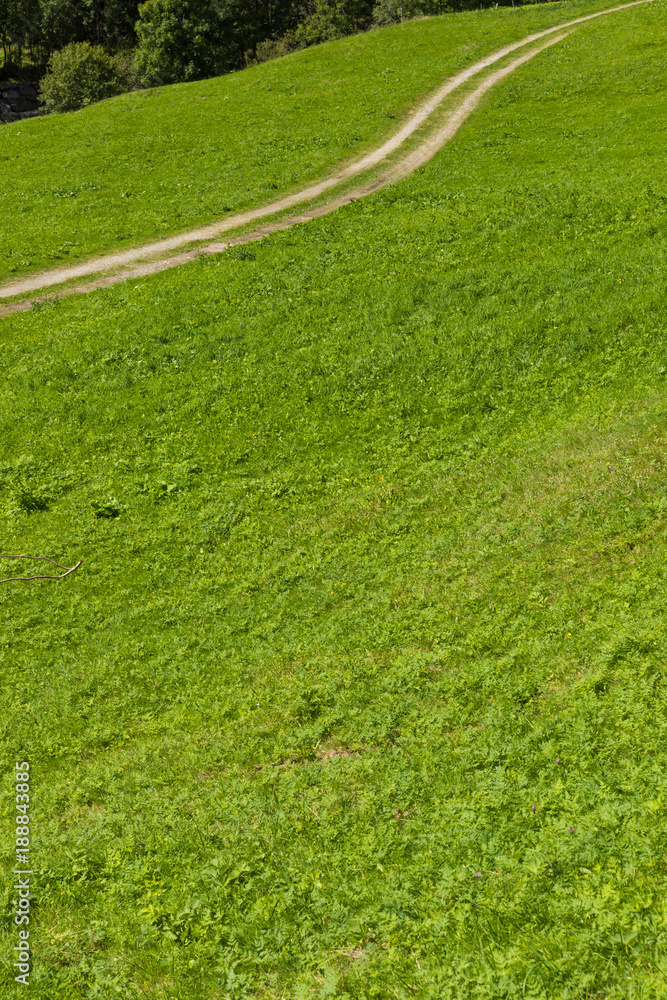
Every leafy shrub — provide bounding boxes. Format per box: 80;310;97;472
112;48;143;91
372;0;411;26
246;31;300;66
294;0;375;47
41;42;121;112
372;0;450;27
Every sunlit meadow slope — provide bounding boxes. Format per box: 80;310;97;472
2;1;667;997
0;0;644;284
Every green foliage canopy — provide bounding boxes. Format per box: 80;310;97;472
134;0;223;84
1;0;512;81
38;0;142;52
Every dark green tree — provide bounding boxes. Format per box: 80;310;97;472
135;0;306;83
39;0;142;54
135;0;222;83
0;0;40;70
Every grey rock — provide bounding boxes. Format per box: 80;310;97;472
0;80;43;122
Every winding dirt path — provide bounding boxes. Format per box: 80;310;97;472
0;0;653;317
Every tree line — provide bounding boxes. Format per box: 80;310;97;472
1;0;534;86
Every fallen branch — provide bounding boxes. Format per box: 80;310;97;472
0;554;83;584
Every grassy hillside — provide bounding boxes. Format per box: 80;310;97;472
0;0;644;286
2;0;667;997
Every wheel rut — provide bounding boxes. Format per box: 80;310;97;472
0;0;653;317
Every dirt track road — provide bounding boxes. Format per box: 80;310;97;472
0;0;653;317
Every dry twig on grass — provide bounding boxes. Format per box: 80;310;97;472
0;554;83;584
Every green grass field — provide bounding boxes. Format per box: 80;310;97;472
3;0;667;997
0;0;647;287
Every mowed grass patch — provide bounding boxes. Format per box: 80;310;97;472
0;0;646;286
2;2;667;997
